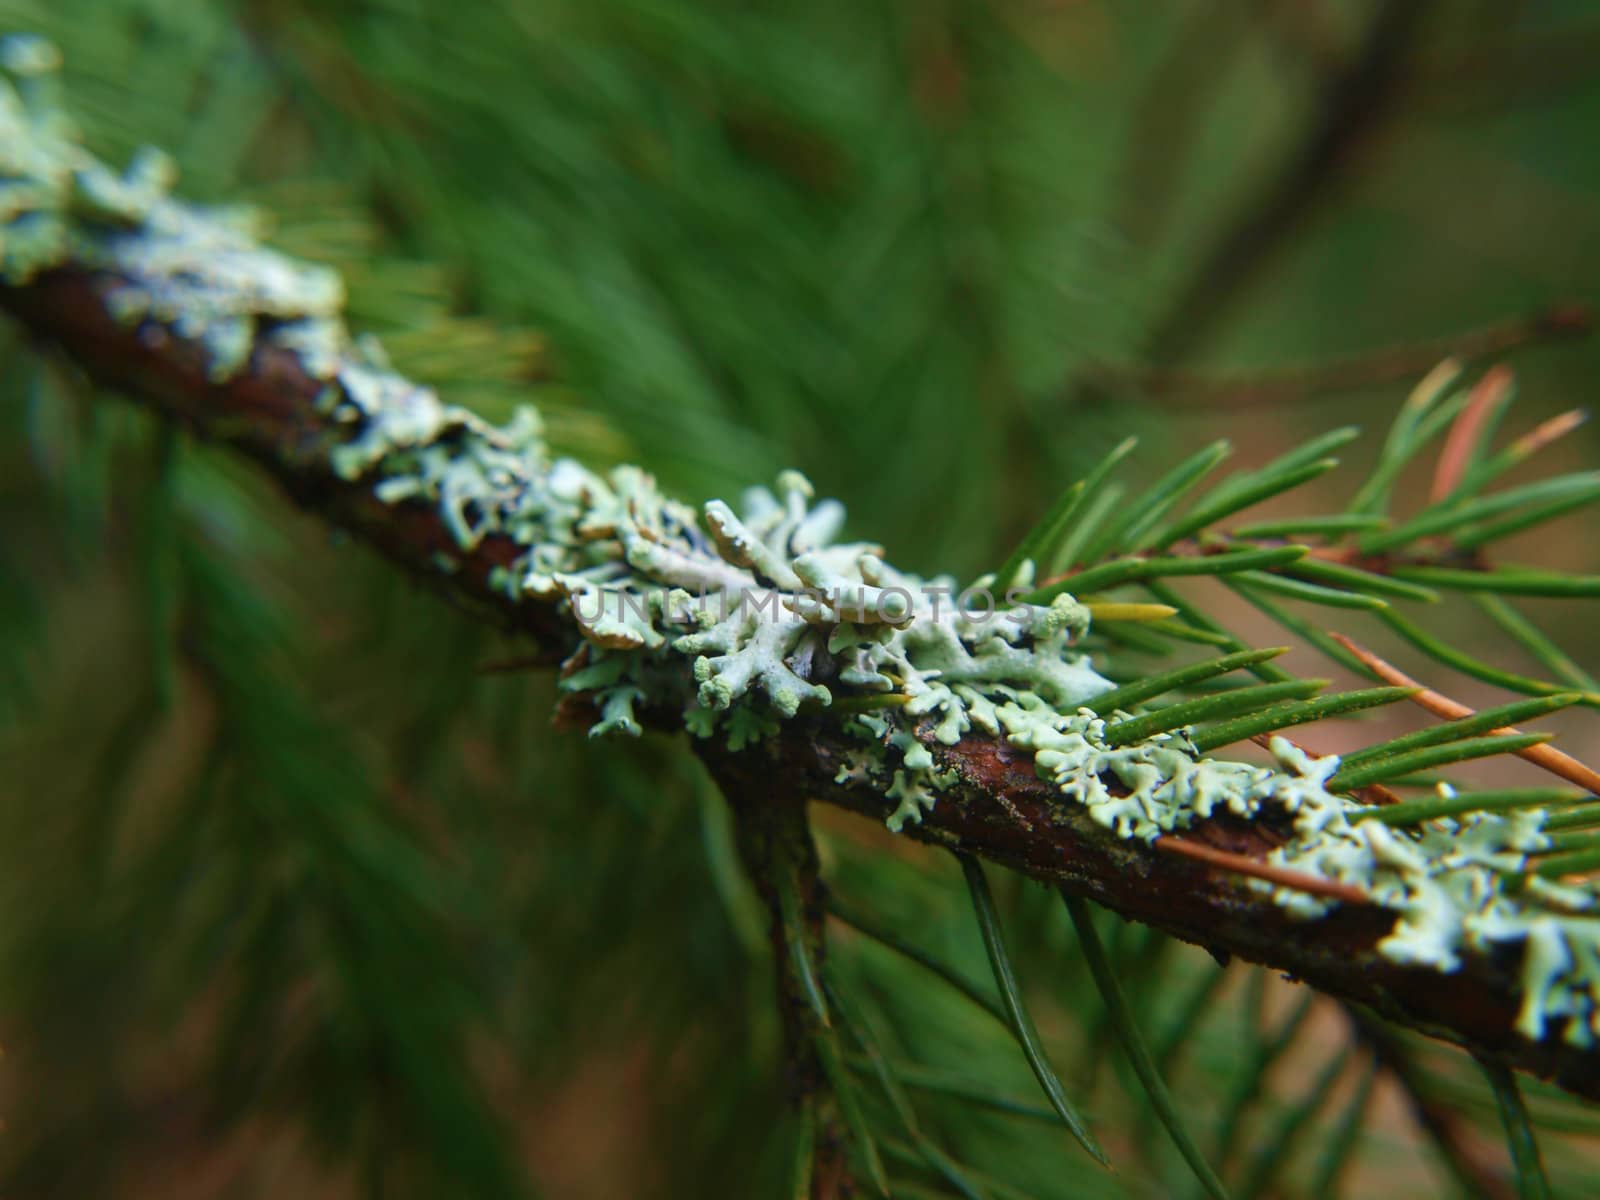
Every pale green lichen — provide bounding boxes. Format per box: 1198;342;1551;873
994;700;1600;1042
839;712;962;832
0;54;343;381
9;39;1600;1054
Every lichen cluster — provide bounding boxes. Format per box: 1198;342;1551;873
1000;705;1591;1042
6;36;1599;1051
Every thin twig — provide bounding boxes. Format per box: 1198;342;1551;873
1130;3;1438;366
1088;305;1589;409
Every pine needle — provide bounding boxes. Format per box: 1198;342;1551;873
1154;460;1341;548
1082;647;1289;716
1480;1058;1551;1200
1432;365;1515;501
1531;845;1600;880
1453;407;1590;498
1144;617;1239;646
826;898;1009;1028
1388;565;1600;598
1102;679;1327;746
1233;513;1388;539
1328;733;1554;792
1357;788;1587;827
1235;1047;1348;1200
1084;438;1230;559
1225;579;1374;674
1282;556;1440;602
829;984;989;1200
1143;581;1297;684
958;856;1107;1166
1230;568;1388;610
1153;965;1231;1077
1084;602;1180;623
1308;1054;1378;1199
1330;633;1600;794
1062;892;1230;1200
1033;437;1138;577
1346;359;1464;515
140;425;180;711
1335;694;1580;770
1191;686;1416;753
814;1018;890;1196
1474;595;1600;693
992;478;1085;593
1213;989;1316;1169
1360;471;1600;554
1374;609;1590;703
847;1058;1058;1124
1027;545;1308;605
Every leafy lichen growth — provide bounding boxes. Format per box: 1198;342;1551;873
0;35;342;381
998;702;1594;1043
7;38;1600;1054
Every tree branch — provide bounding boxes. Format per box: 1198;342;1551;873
6;261;1600;1103
1082;302;1591;409
718;774;858;1198
2;267;574;655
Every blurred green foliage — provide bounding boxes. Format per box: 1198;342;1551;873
4;1;1600;1196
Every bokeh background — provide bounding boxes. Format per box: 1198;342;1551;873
4;2;1600;1196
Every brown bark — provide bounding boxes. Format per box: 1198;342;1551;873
718;774;856;1198
698;726;1600;1103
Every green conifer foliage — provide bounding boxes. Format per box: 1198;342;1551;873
4;4;1600;1198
